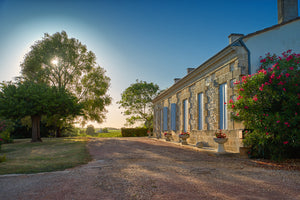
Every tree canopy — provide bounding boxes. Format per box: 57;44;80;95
21;31;111;125
0;81;82;142
118;80;159;129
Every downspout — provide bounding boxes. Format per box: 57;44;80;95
238;39;251;75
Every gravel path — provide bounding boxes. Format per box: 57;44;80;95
0;137;299;200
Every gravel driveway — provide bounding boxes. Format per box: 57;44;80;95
0;137;299;200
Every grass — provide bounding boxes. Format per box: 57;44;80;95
0;137;92;175
96;129;122;137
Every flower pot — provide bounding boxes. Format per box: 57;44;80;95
165;134;172;141
179;134;189;145
213;138;228;153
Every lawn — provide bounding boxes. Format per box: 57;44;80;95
0;137;91;175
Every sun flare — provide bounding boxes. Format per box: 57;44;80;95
51;57;59;66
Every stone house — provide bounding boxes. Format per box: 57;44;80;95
152;0;300;152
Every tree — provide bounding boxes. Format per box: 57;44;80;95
228;50;300;160
0;81;82;142
86;124;95;135
118;80;159;129
20;31;111;127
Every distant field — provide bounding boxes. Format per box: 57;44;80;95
96;129;122;137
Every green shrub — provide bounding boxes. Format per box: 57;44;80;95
86;125;95;136
0;154;6;163
121;128;151;137
229;50;300;160
0;120;13;143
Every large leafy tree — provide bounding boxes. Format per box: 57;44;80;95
0;81;83;142
118;80;159;129
21;31;111;127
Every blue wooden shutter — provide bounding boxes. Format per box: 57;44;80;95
171;103;176;131
183;99;187;132
219;83;227;129
163;107;168;131
198;93;203;130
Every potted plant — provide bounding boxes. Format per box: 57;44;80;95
213;129;228;153
164;132;172;141
179;132;190;145
147;130;152;138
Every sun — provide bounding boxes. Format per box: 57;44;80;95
51;57;59;66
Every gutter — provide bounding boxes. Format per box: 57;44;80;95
238;38;251;75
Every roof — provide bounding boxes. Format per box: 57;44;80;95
243;17;300;40
153;17;300;103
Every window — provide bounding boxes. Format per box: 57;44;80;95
171;103;176;131
183;99;188;132
163;107;168;131
219;83;227;129
198;93;203;130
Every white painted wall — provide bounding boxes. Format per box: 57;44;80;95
243;19;300;74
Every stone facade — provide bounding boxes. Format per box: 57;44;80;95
153;44;247;153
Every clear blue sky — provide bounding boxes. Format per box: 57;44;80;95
0;0;296;128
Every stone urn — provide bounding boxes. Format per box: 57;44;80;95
164;133;172;141
213;138;228;153
147;131;152;138
179;134;190;145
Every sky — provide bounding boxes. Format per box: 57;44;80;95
0;0;297;128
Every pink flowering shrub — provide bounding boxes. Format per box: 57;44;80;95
229;50;300;160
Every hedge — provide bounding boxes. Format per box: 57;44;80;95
121;128;152;137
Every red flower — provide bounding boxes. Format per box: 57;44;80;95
252;95;258;101
289;67;294;70
244;106;249;109
285;73;290;78
286;55;293;61
229;99;234;104
237;95;243;100
239;88;244;91
283;141;288;145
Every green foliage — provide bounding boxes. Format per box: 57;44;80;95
121;128;151;137
98;128;109;133
0;81;83;141
20;31;111;125
118;80;159;129
0;119;13;143
86;124;95;135
229;50;300;160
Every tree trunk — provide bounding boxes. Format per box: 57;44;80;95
31;115;42;142
56;127;61;138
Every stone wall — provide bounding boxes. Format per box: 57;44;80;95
153;45;247;152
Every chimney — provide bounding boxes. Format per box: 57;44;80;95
278;0;299;24
228;33;244;44
174;78;181;84
187;68;195;74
